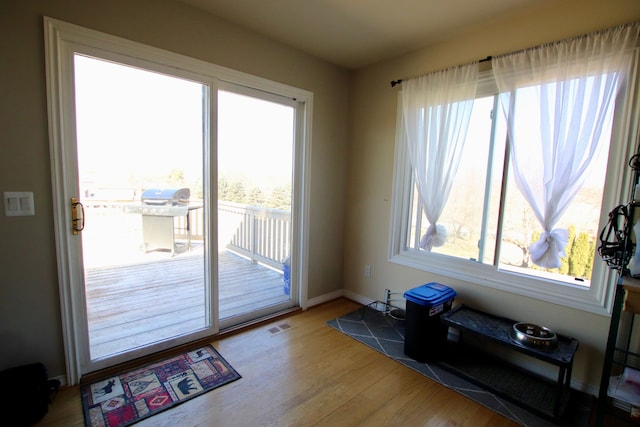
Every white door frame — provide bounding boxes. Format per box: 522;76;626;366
44;17;311;384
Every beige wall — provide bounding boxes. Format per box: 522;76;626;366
3;0;640;394
346;0;640;392
0;0;349;377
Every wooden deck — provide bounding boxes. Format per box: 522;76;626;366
85;249;289;359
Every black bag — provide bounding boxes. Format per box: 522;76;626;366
0;363;60;426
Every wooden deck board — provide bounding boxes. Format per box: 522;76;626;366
85;249;290;358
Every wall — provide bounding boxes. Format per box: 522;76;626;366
0;0;349;378
346;0;640;392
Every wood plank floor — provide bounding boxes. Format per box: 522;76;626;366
38;298;522;427
86;249;289;358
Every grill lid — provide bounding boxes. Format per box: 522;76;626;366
141;188;190;206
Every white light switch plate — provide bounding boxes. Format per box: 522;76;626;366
3;192;35;216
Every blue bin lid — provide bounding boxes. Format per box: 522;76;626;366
404;282;456;307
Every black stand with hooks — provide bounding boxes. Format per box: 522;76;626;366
596;153;640;426
362;289;405;321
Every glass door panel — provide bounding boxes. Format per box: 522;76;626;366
217;87;296;327
74;54;212;362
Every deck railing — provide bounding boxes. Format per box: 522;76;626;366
216;201;291;269
174;201;290;269
84;200;291;269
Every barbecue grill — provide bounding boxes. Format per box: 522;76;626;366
141;188;190;206
124;188;192;255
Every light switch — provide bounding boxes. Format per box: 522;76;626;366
3;192;35;216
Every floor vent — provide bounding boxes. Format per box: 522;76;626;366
268;322;293;335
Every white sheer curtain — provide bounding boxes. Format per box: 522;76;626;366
401;63;479;251
493;23;639;269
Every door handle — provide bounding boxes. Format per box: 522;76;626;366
71;197;85;235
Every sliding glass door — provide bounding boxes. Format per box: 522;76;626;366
45;17;310;382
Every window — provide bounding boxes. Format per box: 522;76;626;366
405;87;610;284
390;27;639;314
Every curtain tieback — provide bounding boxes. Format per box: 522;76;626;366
420;223;447;251
529;229;569;269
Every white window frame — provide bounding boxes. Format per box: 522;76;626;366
389;59;640;316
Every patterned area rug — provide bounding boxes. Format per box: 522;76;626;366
327;307;591;427
81;345;241;427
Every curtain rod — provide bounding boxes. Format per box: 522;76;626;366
389;21;640;88
390;56;493;87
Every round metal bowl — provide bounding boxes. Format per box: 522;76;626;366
388;308;405;321
511;322;558;350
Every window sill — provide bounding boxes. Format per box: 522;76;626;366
389;249;615;316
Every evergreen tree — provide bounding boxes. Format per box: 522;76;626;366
585;239;595;280
569;232;591;278
228;181;247;203
247;187;265;207
560;225;576;275
167;168;185;187
218;178;230;201
268;184;291;210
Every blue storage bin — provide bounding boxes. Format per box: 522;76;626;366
404;282;456;313
283;263;290;295
403;282;456;362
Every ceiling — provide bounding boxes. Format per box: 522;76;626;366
177;0;548;69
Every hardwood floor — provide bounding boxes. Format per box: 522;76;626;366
38;298;520;427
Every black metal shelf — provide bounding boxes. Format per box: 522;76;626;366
613;347;640;371
439;341;572;420
441;305;578;420
595;147;640;426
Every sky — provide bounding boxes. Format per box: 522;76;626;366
73;54;294;195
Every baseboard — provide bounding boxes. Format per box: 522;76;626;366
52;374;67;388
306;289;344;307
305;288;381;308
342;289;373;306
